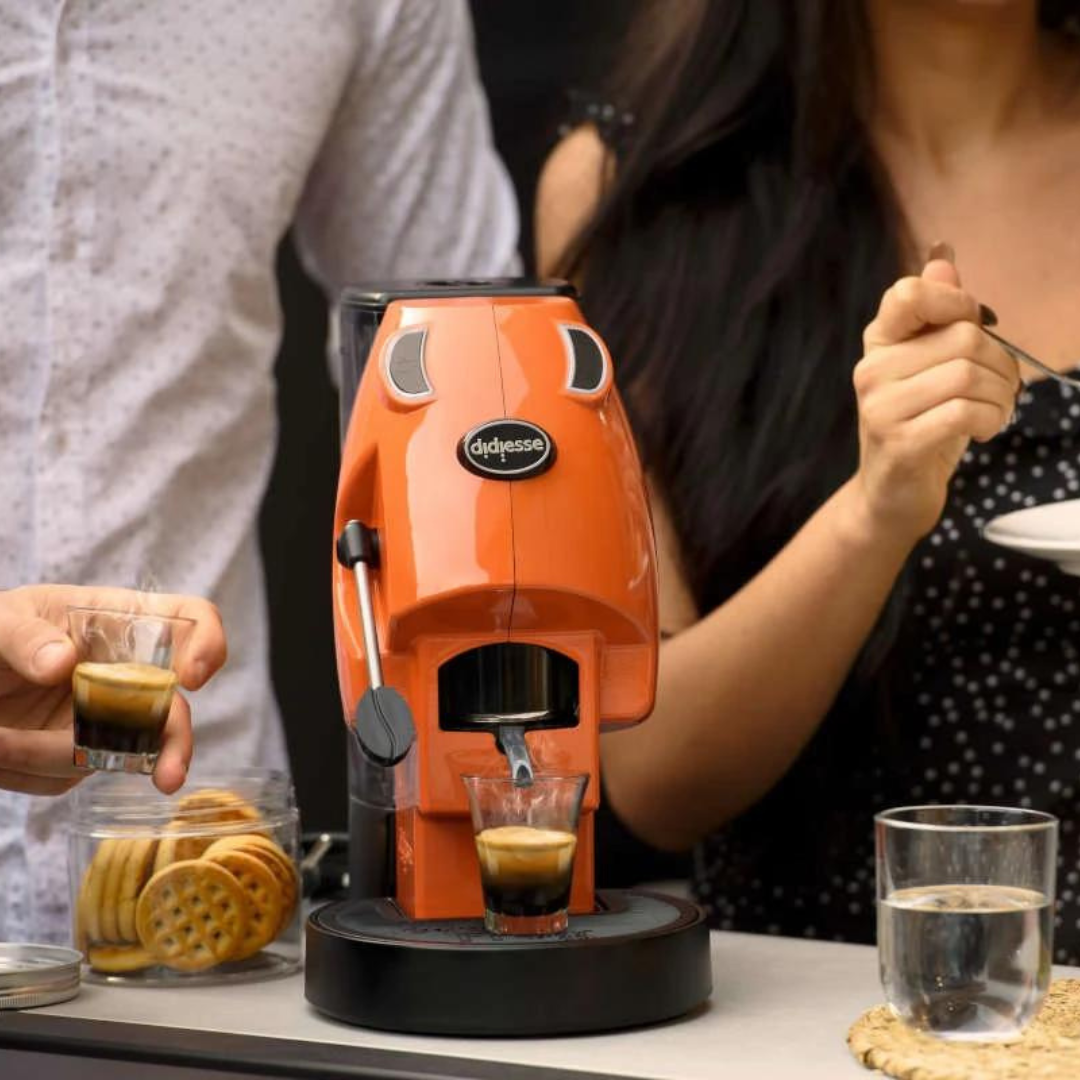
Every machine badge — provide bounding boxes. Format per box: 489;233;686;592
457;419;555;479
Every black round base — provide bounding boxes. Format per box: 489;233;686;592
305;889;711;1036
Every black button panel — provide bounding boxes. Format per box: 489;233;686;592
386;329;430;396
564;326;606;392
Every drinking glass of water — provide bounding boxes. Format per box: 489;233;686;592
876;805;1057;1041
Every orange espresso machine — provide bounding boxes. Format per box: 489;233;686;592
304;280;711;1036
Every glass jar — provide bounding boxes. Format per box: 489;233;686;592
69;769;301;985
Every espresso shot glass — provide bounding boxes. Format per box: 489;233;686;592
463;773;588;936
68;607;194;775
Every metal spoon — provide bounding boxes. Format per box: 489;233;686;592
979;304;1080;391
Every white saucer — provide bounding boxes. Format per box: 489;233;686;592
983;499;1080;575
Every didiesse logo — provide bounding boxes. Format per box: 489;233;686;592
457;419;556;480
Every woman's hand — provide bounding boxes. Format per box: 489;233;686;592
0;584;227;796
850;258;1020;548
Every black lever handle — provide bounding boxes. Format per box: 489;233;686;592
336;520;415;768
354;687;416;768
337;519;380;570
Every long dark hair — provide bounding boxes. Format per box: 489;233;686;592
565;0;1080;660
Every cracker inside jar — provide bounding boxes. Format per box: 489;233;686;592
75;788;298;975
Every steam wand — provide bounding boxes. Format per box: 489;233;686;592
337;520;416;767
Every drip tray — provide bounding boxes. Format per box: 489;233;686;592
305;889;712;1036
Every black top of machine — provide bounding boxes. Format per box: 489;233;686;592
340;278;576;315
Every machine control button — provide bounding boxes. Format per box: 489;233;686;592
384;328;431;397
560;324;609;394
457;419;555;480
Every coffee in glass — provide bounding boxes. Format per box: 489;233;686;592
72;662;178;759
463;774;588;935
474;824;577;920
68;607;193;774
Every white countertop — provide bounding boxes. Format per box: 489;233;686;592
10;930;1076;1079
11;932;888;1078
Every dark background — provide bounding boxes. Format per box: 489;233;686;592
258;1;671;884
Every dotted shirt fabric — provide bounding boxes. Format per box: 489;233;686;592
694;377;1080;964
0;0;519;942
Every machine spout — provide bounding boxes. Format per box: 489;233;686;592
496;725;534;787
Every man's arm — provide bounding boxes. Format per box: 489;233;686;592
294;0;519;294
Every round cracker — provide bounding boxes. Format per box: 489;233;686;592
239;845;298;936
153;822;215;872
136;860;248;973
100;837;132;943
206;832;291;868
152;788;266;875
203;848;282;960
80;838;121;945
205;836;298;934
118;836;158;942
88;943;155;974
176;788;263;828
152;832;176;873
74;864;93;953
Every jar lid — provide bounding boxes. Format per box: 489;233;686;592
0;943;81;1009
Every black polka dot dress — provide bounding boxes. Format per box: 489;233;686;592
693;376;1080;963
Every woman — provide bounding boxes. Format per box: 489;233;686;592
537;0;1080;957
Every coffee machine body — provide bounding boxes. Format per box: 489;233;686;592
332;282;656;920
307;280;710;1037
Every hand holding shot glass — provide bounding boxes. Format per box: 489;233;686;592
68;606;195;775
463;773;588;936
0;585;226;796
876;805;1058;1042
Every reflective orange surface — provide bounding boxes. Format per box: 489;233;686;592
333;293;657;919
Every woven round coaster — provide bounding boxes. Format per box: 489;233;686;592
848;980;1080;1080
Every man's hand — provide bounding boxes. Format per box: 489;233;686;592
0;585;227;796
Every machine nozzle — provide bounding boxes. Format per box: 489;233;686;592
496;725;534;787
